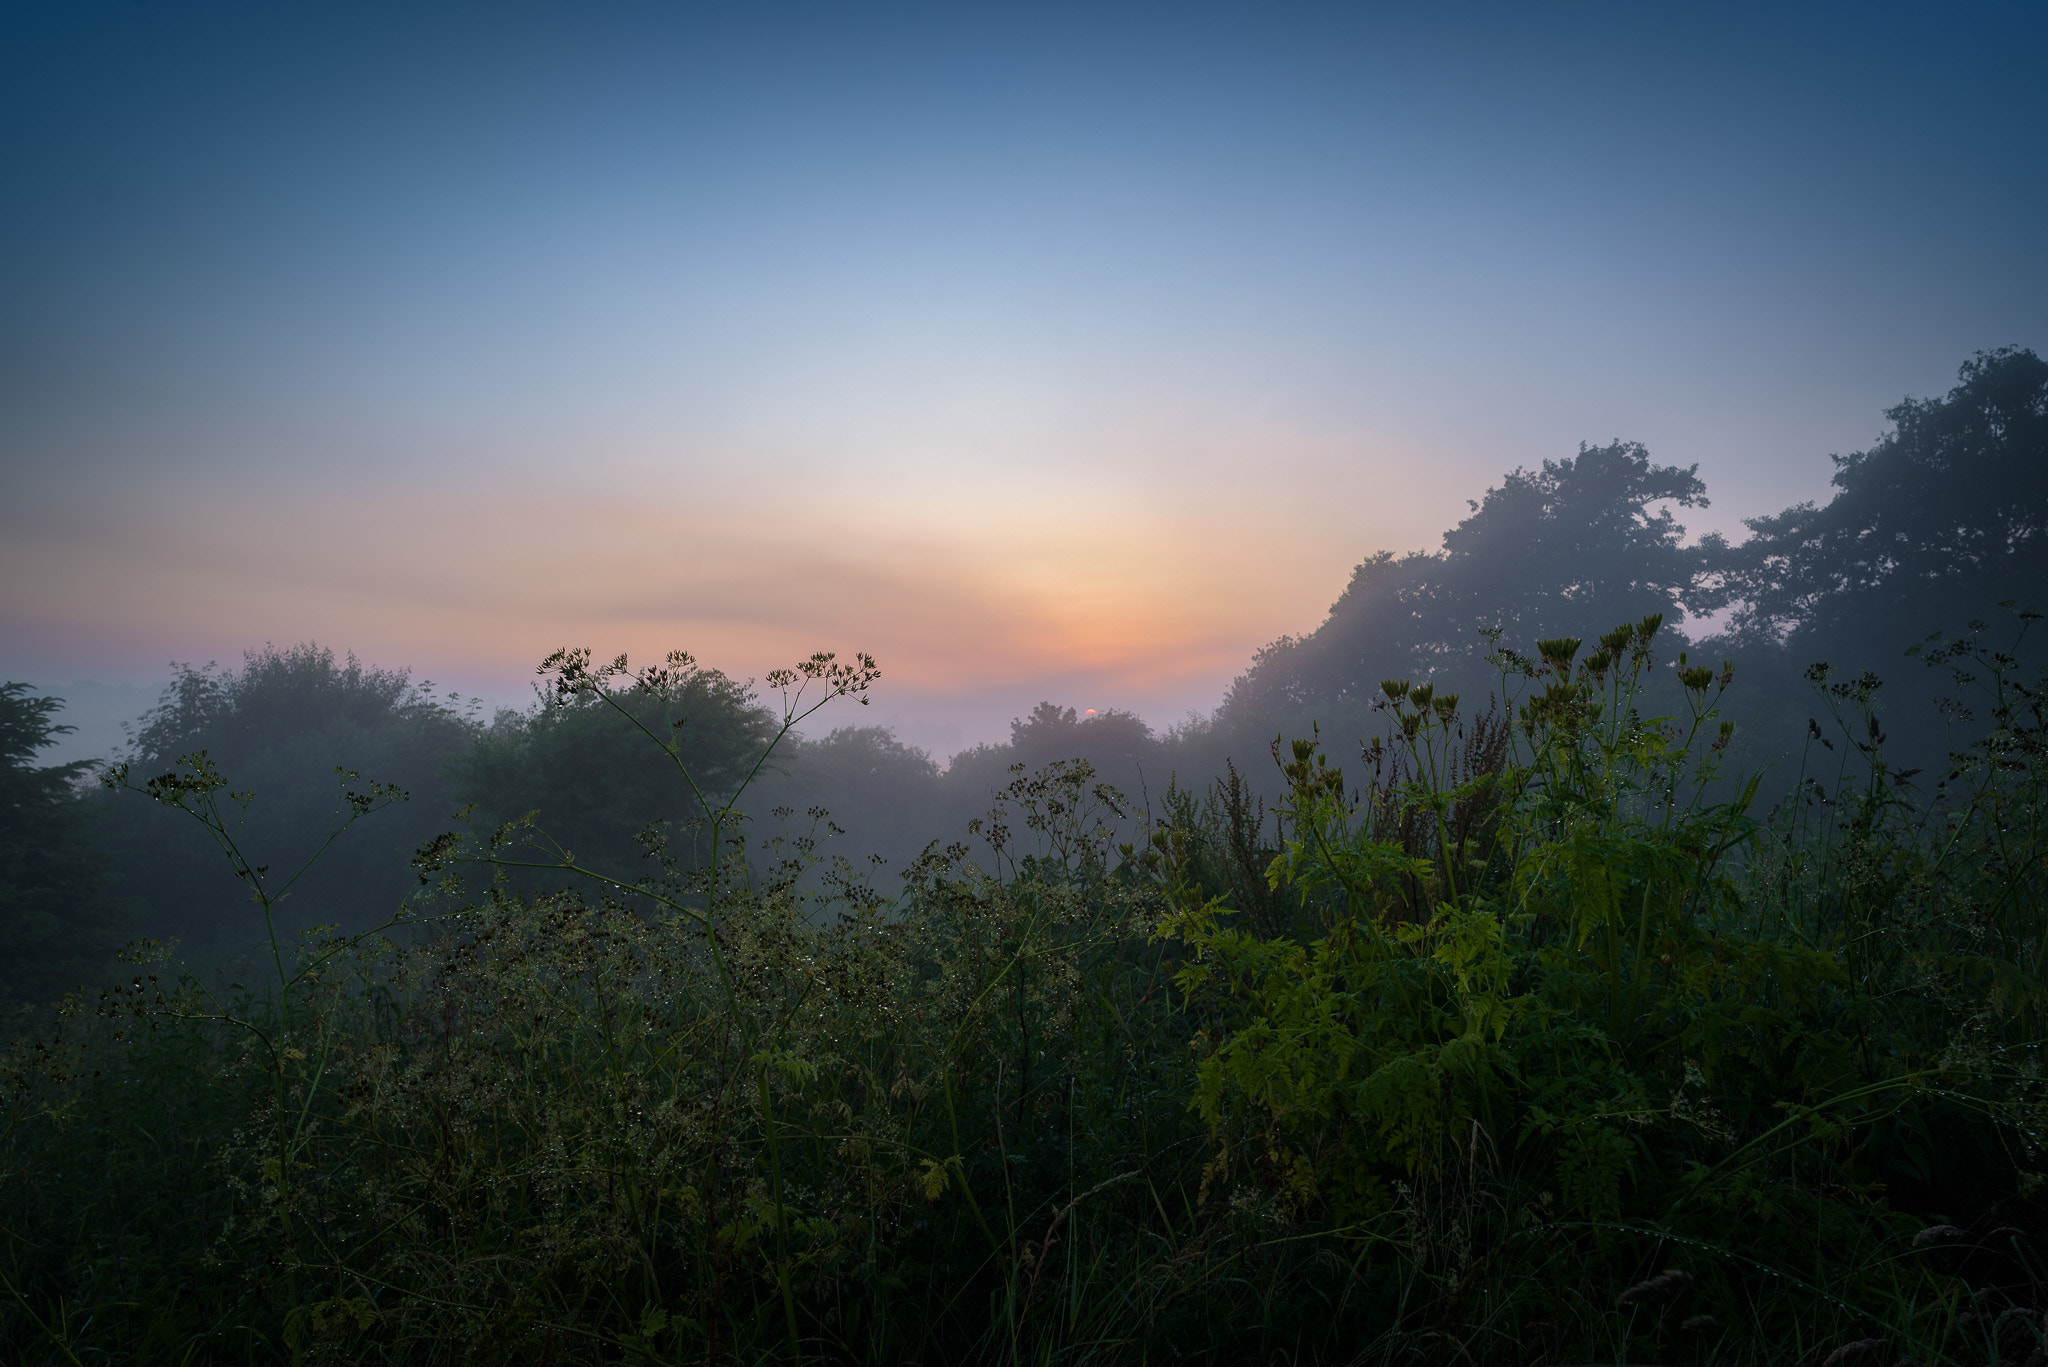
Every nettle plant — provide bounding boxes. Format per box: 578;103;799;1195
1152;615;1855;1231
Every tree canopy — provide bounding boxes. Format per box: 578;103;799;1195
1727;346;2048;652
1226;441;1720;716
99;643;480;960
455;663;777;881
0;683;127;1007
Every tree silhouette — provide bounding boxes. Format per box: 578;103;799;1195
1227;441;1722;714
1;684;127;1006
1726;347;2048;654
101;644;479;960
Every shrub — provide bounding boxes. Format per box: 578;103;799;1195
4;621;2045;1365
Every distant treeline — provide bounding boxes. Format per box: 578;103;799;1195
4;533;2045;1364
1;346;2042;1008
1227;346;2048;764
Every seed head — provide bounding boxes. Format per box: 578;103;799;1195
1615;1267;1692;1307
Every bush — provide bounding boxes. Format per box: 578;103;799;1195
4;624;2045;1365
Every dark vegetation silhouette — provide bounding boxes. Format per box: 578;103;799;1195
93;644;480;967
1225;439;1725;717
2;348;2045;1364
1725;347;2048;653
1708;345;2048;766
455;662;778;884
0;685;128;1008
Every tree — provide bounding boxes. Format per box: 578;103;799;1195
939;702;1161;828
748;724;947;875
455;663;778;882
0;684;127;1007
1225;441;1723;717
100;643;480;963
1727;347;2048;653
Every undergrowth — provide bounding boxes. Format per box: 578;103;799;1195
4;615;2046;1365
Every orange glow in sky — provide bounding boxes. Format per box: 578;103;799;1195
4;4;2040;752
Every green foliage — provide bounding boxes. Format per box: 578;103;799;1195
1156;613;2048;1361
0;684;128;1009
5;623;2048;1366
3;646;1213;1365
15;344;2047;1362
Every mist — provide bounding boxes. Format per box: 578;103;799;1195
13;346;2039;983
4;3;2046;1363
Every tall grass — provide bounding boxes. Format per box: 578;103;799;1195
4;618;2045;1365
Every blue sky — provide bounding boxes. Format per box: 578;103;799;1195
3;0;2043;756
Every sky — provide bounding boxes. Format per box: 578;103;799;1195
3;0;2044;760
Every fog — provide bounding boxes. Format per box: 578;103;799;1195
5;8;2047;1356
8;346;2042;999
